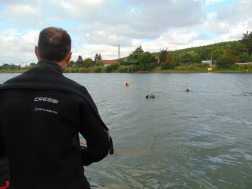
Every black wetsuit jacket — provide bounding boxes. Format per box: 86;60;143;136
0;61;112;189
0;157;9;188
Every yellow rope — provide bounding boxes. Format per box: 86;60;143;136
80;100;158;156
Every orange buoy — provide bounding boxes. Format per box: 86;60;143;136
126;82;129;86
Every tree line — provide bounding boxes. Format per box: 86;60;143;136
161;31;252;69
68;53;103;68
119;30;252;70
1;31;251;72
0;63;37;71
0;52;105;72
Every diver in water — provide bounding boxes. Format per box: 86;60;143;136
185;89;190;92
146;94;155;98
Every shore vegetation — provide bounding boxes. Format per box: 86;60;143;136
1;31;252;74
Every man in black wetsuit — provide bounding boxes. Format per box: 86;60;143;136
0;27;113;189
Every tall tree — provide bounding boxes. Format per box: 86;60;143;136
127;45;144;63
241;31;252;56
128;45;144;59
192;54;202;63
177;52;195;63
159;48;168;63
235;56;241;63
77;55;83;63
215;56;235;69
209;49;225;60
83;58;92;68
30;63;36;67
165;52;174;64
95;60;104;67
68;60;75;68
223;49;233;57
200;52;206;60
98;53;102;60
233;44;248;57
240;53;250;63
138;51;152;64
94;54;99;62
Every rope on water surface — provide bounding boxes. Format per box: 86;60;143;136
80;100;158;156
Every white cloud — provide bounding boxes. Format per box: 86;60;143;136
82;32;130;46
164;31;199;45
2;4;45;26
197;0;252;38
0;52;15;58
0;29;39;64
68;0;207;53
52;0;206;38
22;30;39;44
211;22;250;43
0;0;252;64
140;30;204;53
216;0;252;23
47;0;108;20
72;44;119;61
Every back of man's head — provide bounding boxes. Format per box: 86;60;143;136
38;27;71;62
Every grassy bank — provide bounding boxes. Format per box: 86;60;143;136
0;65;251;74
0;69;27;73
151;66;251;73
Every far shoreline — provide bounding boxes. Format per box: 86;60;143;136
0;66;251;74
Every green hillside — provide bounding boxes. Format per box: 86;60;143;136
151;40;241;59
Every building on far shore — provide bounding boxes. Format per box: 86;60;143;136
236;62;252;65
102;60;118;66
202;60;215;65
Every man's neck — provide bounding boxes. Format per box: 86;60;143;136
37;60;63;73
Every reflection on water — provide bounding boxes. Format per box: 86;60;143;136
1;73;252;188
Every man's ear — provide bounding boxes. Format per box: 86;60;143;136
66;52;72;64
35;46;39;60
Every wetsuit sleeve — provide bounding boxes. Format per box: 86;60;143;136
0;132;10;187
0;157;10;187
79;99;111;166
0;126;6;159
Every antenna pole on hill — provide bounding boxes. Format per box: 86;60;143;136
118;45;120;65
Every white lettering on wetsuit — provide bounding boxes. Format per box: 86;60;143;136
34;97;59;104
35;107;58;114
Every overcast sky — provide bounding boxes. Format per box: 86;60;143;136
0;0;251;65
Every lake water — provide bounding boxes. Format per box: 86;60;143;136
1;73;252;189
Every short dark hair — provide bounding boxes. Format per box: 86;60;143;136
38;27;71;62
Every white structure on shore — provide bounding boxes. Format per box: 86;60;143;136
202;60;215;65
